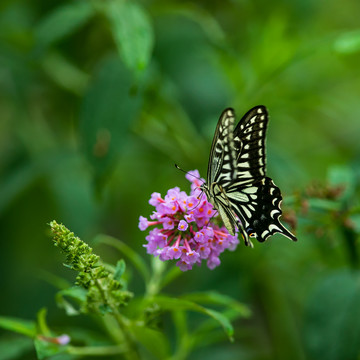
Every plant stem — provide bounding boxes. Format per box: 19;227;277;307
93;279;140;360
145;257;167;297
67;344;126;356
113;310;141;360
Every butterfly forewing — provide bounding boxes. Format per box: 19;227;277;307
204;105;297;246
233;106;268;185
207;108;237;187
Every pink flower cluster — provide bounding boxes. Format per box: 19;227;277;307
139;170;239;271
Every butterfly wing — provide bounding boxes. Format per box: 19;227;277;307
225;105;297;243
207;108;237;186
226;177;297;242
205;108;243;236
232;105;268;185
205;106;297;245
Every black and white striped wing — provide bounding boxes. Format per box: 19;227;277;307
232;105;268;185
224;106;297;243
226;177;297;243
205;108;241;236
204;106;297;245
207;108;237;186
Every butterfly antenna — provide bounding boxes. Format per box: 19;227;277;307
187;193;208;212
191;191;219;219
174;164;205;184
175;164;207;211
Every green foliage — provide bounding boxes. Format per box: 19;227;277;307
50;221;133;313
1;0;360;359
0;221;249;359
0;317;36;338
34;2;95;51
0;337;34;360
304;270;360;360
79;55;143;187
105;0;154;74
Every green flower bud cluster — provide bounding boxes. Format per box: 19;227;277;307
50;221;133;314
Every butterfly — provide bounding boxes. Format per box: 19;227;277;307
201;106;297;247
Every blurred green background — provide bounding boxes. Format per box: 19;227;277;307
1;0;360;359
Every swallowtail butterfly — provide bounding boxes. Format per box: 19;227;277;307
201;106;297;247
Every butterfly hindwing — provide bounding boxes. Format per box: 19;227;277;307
226;177;297;242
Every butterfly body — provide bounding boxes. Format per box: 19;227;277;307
201;106;297;247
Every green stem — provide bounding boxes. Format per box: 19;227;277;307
93;279;140;360
113;310;140;360
145;257;167;298
67;344;126;356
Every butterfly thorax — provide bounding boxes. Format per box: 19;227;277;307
200;181;244;238
201;182;227;209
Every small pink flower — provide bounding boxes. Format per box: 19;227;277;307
149;192;164;207
183;250;200;264
162;217;175;230
165;188;180;202
207;255;221;270
57;334;71;345
158;202;178;215
185;213;195;223
138;216;149;231
198;244;211;259
168;245;182;259
194;231;204;242
178;220;188;231
176;260;193;271
159;247;171;261
204;227;214;238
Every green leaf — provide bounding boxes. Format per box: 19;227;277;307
304;270;360;360
56;287;87;316
105;0;154;74
181;291;251;318
307;198;341;212
334;30;360;54
0;336;34;360
41;52;89;95
114;259;126;281
37;308;51;337
153;296;235;341
349;214;360;233
34;337;67;360
327;165;356;200
35;1;95;50
130;324;170;360
93;234;150;283
151;3;226;45
0;161;45;214
79;55;142;185
0;316;36;337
